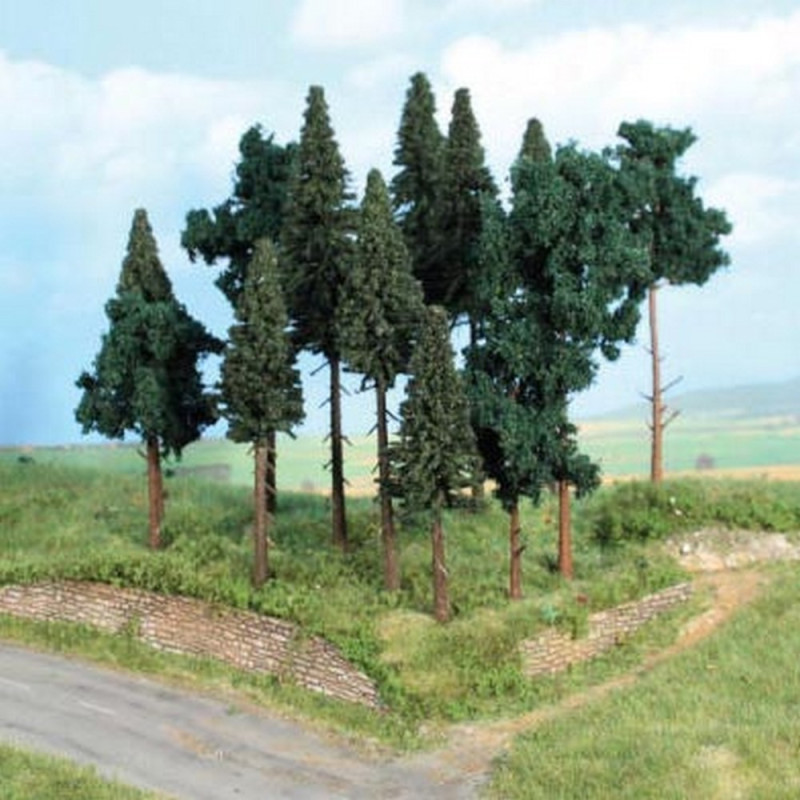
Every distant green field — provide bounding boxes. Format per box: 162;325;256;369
579;414;800;479
2;411;798;490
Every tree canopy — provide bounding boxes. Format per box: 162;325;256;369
182;126;297;304
391;71;446;306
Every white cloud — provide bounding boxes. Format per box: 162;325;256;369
291;0;406;48
438;10;800;176
706;173;800;246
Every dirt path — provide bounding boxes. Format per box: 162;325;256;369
408;566;767;795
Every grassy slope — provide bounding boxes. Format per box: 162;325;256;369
488;564;800;799
0;744;163;800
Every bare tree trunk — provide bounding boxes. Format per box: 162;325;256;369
253;440;269;588
558;479;573;580
330;354;347;550
509;501;523;600
649;283;664;484
146;435;163;550
376;379;399;591
431;503;450;623
266;429;277;515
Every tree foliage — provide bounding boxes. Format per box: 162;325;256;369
182;126;297;304
339;169;424;389
614;120;731;287
220;238;304;443
436;88;498;320
392;306;479;512
390;72;446;306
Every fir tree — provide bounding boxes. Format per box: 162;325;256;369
390;72;445;306
76;209;220;549
614;120;731;483
220;239;304;587
391;306;479;621
436;87;498;333
182;125;297;508
282;85;355;549
339;169;425;591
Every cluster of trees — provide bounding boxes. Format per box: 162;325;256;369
76;73;730;619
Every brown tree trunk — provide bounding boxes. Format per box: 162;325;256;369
509;501;523;600
266;429;277;515
253;440;269;588
649;283;664;484
431;502;450;623
146;435;163;550
558;479;573;580
376;379;399;591
329;354;347;550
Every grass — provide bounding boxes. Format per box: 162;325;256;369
488;563;800;799
0;743;165;800
579;413;800;478
1;453;799;748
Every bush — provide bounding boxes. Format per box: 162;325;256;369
588;478;800;545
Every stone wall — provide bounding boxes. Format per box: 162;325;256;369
0;581;380;708
521;582;693;677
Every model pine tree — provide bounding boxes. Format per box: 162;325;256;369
220;238;304;587
76;209;220;549
437;87;498;334
282;85;355;549
508;138;648;579
338;169;425;591
391;306;479;622
614;120;731;483
390;72;446;305
466;195;554;599
182;125;297;509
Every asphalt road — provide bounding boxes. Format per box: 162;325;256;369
0;644;479;799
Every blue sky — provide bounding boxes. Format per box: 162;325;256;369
1;0;798;445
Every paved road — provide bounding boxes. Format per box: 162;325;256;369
0;644;479;799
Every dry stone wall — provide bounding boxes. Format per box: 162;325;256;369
521;582;693;677
0;581;380;708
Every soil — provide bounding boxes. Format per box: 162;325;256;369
407;529;798;796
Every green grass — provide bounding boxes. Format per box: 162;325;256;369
1;455;799;746
488;564;800;799
579;414;800;477
0;743;165;800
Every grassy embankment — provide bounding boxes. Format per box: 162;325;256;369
2;449;799;737
0;744;164;800
488;563;800;799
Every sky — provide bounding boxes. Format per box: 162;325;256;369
1;0;798;445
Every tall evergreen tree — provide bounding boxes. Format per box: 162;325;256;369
466;197;553;599
390;72;446;306
436;87;498;334
339;169;425;591
282;85;355;549
219;239;304;587
391;306;479;622
182;125;297;509
76;209;220;548
508;141;648;578
614;120;731;483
